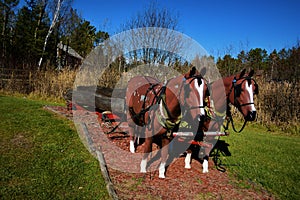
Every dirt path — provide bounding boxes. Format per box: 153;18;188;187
45;106;273;200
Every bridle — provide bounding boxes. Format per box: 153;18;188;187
177;75;210;118
227;76;259;109
153;74;209;131
225;76;259;133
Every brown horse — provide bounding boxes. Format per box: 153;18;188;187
184;69;259;173
126;67;209;178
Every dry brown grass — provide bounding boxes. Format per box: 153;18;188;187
256;78;299;133
0;68;77;101
230;77;299;133
1;67;299;133
29;69;77;99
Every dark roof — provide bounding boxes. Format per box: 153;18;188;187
57;43;83;60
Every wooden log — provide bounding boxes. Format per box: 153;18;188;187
96;150;119;200
65;86;125;112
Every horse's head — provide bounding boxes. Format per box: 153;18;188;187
181;67;210;126
228;69;259;121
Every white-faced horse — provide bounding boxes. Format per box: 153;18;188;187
126;67;210;178
184;69;259;173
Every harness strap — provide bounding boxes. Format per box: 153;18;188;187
225;76;257;133
224;106;248;133
239;102;254;107
155;94;182;131
128;83;162;126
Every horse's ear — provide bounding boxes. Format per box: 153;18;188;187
248;69;254;77
239;69;246;78
188;67;197;78
200;67;206;76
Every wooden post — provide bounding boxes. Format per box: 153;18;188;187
80;123;118;200
96;150;119;200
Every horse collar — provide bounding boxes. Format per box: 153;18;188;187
156;94;182;131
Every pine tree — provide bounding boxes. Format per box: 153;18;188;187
0;0;19;67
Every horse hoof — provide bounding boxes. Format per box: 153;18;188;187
202;169;209;173
159;174;165;179
185;164;191;169
130;149;135;153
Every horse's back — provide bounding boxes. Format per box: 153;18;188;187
126;76;161;126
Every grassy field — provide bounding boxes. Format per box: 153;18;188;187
0;95;109;199
220;123;300;199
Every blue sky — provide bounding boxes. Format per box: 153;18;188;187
71;0;299;58
19;0;300;58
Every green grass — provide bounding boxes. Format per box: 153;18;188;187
0;95;109;199
221;123;300;199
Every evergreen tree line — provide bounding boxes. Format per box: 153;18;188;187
216;46;300;82
0;0;109;70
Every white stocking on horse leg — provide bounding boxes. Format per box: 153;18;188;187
159;162;166;178
129;140;135;153
202;159;209;173
140;158;147;173
185;153;192;169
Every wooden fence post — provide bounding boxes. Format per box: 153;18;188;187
80;122;119;200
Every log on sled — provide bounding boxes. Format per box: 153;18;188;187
64;86;126;113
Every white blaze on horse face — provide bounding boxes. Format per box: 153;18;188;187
245;82;256;111
194;79;205;116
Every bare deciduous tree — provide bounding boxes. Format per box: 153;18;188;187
118;1;186;67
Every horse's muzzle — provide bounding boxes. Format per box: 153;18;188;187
196;114;207;124
245;111;256;121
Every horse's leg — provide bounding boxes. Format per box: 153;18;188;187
140;127;153;173
159;137;169;178
127;108;137;153
202;143;213;173
185;149;192;169
128;125;136;153
202;155;209;173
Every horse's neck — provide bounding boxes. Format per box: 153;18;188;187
164;76;182;118
222;75;235;95
211;75;234;114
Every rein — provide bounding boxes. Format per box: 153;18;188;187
224;106;248;133
225;76;257;133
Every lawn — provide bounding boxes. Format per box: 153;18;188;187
0;95;109;199
220;123;300;199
